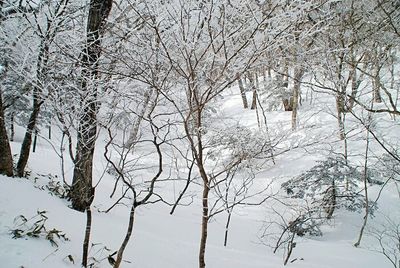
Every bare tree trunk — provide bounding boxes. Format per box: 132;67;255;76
0;3;13;176
281;64;292;111
372;70;382;103
114;205;136;268
70;0;113;212
291;67;304;130
82;205;92;268
70;103;97;211
248;73;258;110
347;54;360;112
32;129;38;153
336;94;346;140
10;112;14;142
372;47;382;103
0;87;13;177
236;74;248;109
16;91;42;176
354;123;371;247
324;180;336;219
199;181;210;268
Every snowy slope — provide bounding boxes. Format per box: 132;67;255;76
0;87;397;268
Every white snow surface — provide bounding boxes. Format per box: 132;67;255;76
0;87;397;268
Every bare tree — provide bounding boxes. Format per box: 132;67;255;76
69;0;113;212
16;0;71;177
102;103;169;268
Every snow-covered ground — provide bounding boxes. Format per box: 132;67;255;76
0;87;397;268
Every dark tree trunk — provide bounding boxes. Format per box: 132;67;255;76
16;94;42;177
10;112;14;141
113;205;136;268
32;129;38;153
282;99;293;111
0;88;13;177
0;3;14;177
82;206;92;268
70;0;113;212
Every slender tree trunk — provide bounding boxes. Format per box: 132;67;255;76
70;0;113;212
249;73;258;110
354;123;371;247
114;204;136;268
33;129;39;153
223;209;233;247
372;70;382;103
0;87;13;177
336;94;346;140
16;92;41;176
82;206;92;268
10;112;14;142
372;47;382;103
347;54;359;112
348;67;358;111
236;74;248;109
291;68;304;130
281;64;292;111
199;181;210;268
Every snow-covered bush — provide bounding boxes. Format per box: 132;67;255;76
282;156;379;219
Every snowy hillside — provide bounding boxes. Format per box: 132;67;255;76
1;1;400;268
0;87;398;268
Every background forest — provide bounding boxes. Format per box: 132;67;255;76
0;0;399;267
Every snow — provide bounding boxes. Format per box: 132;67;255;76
0;87;397;268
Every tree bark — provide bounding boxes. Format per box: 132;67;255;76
82;206;92;268
0;3;14;177
347;61;358;112
199;178;209;268
70;0;113;212
0;87;13;177
10;112;14;142
372;47;382;103
281;64;292;111
113;205;136;268
335;94;346;140
236;74;248;109
291;67;304;130
248;73;258;110
16;88;42;176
